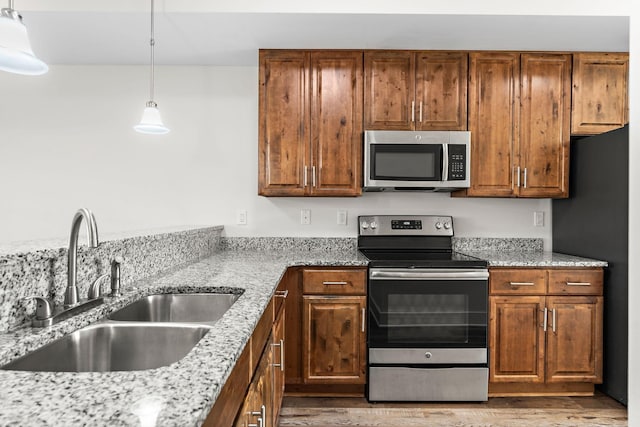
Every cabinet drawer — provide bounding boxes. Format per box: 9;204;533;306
302;269;366;295
490;269;546;295
548;269;603;295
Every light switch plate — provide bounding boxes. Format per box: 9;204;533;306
534;211;544;227
337;210;347;225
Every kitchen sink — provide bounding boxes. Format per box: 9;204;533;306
1;322;209;372
108;292;240;324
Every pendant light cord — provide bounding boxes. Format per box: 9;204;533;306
8;0;14;10
149;0;155;103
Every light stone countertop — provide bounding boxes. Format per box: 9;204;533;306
0;247;605;426
459;250;608;268
0;249;367;427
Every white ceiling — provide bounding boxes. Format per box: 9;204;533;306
21;11;630;66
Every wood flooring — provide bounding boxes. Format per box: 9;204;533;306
278;392;627;426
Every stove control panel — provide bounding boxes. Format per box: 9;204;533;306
359;215;454;236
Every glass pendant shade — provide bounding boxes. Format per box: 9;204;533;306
134;102;169;135
135;0;169;135
0;7;48;75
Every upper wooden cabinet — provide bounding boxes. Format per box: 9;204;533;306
465;52;570;198
571;53;629;135
364;51;468;131
259;50;363;196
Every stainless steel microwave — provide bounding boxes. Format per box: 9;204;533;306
363;130;471;192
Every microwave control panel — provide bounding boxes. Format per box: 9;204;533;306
448;144;467;180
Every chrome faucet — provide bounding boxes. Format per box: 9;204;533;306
65;208;100;307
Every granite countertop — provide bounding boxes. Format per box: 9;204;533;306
0;246;605;426
0;249;367;427
459;250;608;268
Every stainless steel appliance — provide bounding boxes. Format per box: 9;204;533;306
358;215;489;402
363;130;471;191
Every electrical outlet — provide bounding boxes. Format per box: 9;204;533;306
237;209;247;225
337;210;347;225
534;211;544;227
301;209;311;225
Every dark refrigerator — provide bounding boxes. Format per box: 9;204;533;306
553;125;628;405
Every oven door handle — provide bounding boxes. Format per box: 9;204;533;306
369;268;489;280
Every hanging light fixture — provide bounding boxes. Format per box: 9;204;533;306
134;0;169;135
0;0;48;75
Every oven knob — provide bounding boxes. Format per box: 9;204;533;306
370;221;378;229
444;222;451;230
435;222;442;230
361;221;369;229
425;352;432;359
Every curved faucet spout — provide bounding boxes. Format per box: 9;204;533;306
65;208;100;307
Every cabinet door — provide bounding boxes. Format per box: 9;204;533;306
364;51;415;130
546;296;603;383
489;296;545;383
258;50;310;196
302;295;366;384
310;51;363;196
571;53;629;135
271;304;285;426
519;54;571;198
415;51;468;130
467;52;520;197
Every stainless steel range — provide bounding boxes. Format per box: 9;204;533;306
358;215;489;402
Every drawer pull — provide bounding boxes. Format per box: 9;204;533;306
323;281;349;285
275;290;289;298
509;281;535;286
566;282;591;286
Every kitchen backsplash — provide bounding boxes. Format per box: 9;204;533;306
0;226;223;332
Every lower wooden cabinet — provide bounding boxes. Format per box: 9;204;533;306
284;267;368;395
205;284;287;427
302;295;366;384
489;267;603;396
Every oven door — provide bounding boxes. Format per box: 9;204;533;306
368;268;488;349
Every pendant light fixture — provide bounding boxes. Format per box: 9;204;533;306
0;0;48;75
134;0;169;135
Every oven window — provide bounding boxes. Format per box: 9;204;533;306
371;144;442;181
385;294;469;343
368;280;487;348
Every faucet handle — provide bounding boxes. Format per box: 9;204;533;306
23;296;54;320
88;274;110;299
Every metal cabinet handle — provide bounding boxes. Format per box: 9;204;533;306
516;166;521;188
552;308;556;333
312;165;316;187
509;281;535;286
419;101;423;123
249;404;266;427
361;307;366;332
523;167;528;188
542;307;548;332
271;339;285;371
323;281;348;285
411;101;415;122
303;165;308;187
275;290;289;298
566;282;591;286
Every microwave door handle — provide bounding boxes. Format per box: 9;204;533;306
441;144;449;181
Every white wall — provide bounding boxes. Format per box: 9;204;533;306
0;65;552;248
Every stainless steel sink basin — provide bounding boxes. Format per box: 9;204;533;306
108;293;240;324
1;322;209;372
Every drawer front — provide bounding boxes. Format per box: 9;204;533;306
302;269;367;295
489;269;546;295
548;269;603;295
